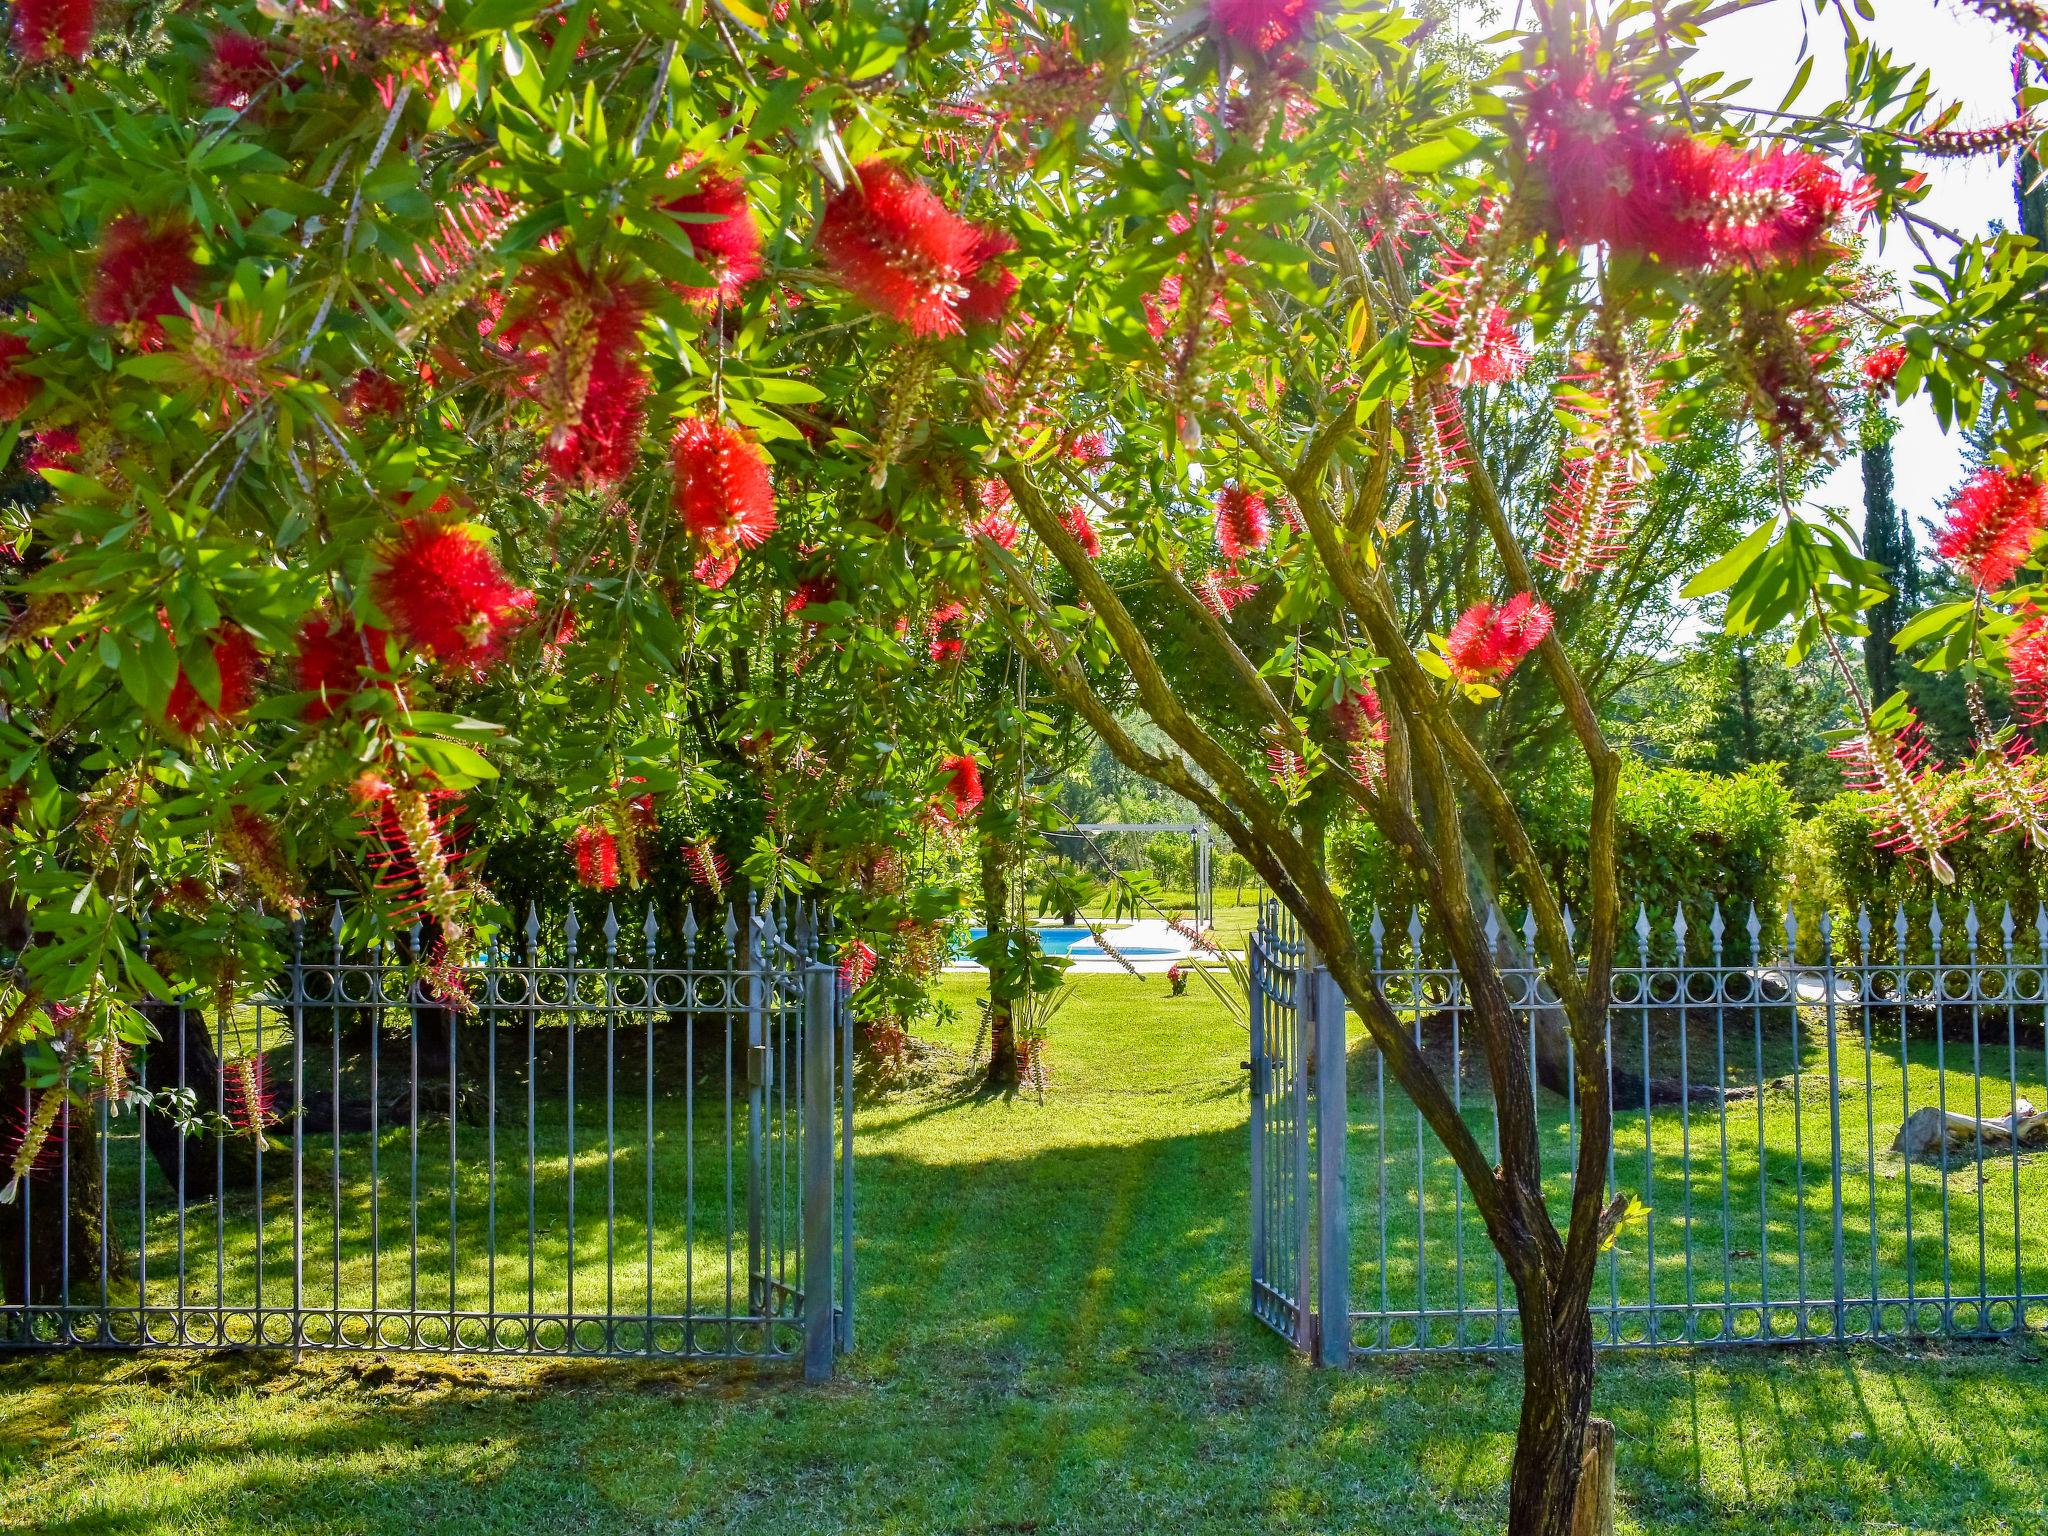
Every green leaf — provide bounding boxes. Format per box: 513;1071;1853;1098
1891;599;1975;652
1682;518;1779;600
1386;129;1481;174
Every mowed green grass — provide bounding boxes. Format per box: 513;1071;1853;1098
2;974;2044;1535
1338;1001;2048;1347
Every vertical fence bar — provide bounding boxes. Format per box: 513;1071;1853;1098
1822;912;1846;1340
1371;910;1389;1352
1675;907;1694;1341
1314;963;1348;1367
1292;936;1314;1356
1248;931;1267;1320
1409;909;1427;1350
291;917;306;1349
1898;905;1915;1320
802;961;834;1382
746;901;766;1320
1934;905;1954;1317
1857;909;1876;1333
1968;905;1989;1323
839;947;855;1355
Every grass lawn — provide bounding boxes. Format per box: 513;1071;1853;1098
3;973;2044;1534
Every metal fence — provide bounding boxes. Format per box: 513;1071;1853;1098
1;897;854;1378
1249;900;2048;1362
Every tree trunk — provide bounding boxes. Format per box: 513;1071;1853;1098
980;831;1019;1089
1506;1286;1599;1536
0;1055;120;1309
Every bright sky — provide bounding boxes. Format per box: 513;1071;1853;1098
1687;0;2018;530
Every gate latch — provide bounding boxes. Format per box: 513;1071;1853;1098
748;1043;772;1088
1242;1056;1266;1099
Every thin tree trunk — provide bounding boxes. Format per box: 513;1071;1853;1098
1507;1275;1598;1536
980;831;1018;1089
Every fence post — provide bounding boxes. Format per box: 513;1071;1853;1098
1293;938;1315;1356
838;963;855;1357
1314;962;1350;1367
745;901;768;1315
802;960;835;1382
1822;911;1846;1338
1248;931;1268;1320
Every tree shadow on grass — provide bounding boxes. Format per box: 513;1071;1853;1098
3;1120;2045;1535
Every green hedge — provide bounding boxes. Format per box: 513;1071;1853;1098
1791;779;2048;957
1335;761;1796;947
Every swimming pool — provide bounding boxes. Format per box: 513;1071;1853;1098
961;923;1194;959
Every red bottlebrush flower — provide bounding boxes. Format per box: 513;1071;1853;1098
570;823;622;890
294;613;390;721
1828;711;1961;883
25;427;78;476
1633;137;1870;270
1142;270;1233;343
839;939;879;990
546;348;647;485
2008;607;2048;725
976;476;1014;514
88;213;202;347
224;1052;273;1137
500;253;654;487
1966;677;2048;848
221;805;303;914
1209;0;1319;53
1193;566;1259;618
354;774;469;934
371;516;534;675
664;170;763;308
958;226;1019;328
4;1089;66;1202
1412;200;1517;388
1066;430;1109;469
1214;483;1270;561
1697;144;1870;267
345;366;406;425
694;548;741;589
1442;593;1553;685
974;512;1021;549
1418;297;1527;387
0;335;38;420
1538;456;1634;590
1332;686;1388;786
13;0;93;62
1060;502;1102;559
1406;378;1471;506
1266;729;1307;797
1521;56;1661;249
927;600;970;663
1863;344;1907;389
817;160;993;337
164;626;263;736
672;414;776;551
203;29;275;110
942;753;984;819
682;838;730;897
1468;307;1527;385
1937;467;2048;591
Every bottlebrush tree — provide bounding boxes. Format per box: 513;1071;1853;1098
0;1;2043;1532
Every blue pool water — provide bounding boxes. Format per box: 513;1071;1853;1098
961;926;1189;959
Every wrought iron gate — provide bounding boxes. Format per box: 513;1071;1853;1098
2;897;854;1379
1248;900;2048;1361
